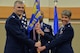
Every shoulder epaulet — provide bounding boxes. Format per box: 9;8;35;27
68;25;71;27
12;15;15;18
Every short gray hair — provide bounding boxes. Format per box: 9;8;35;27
14;0;24;6
61;10;72;18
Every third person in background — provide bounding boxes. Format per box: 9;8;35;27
36;11;54;53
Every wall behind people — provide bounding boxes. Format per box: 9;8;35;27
0;23;6;53
0;0;80;19
0;0;80;7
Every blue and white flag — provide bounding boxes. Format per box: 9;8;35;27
53;6;59;35
27;0;42;38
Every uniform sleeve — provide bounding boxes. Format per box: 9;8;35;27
6;18;35;48
45;27;74;49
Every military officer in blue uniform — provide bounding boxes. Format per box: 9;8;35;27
36;10;74;53
4;1;40;53
39;11;53;53
33;11;54;53
29;11;53;53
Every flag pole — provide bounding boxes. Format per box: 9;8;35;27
54;0;58;6
37;22;41;53
53;0;59;35
36;0;41;53
23;0;27;15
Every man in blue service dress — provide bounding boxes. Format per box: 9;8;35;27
39;11;54;53
36;10;74;53
30;11;54;53
4;1;40;53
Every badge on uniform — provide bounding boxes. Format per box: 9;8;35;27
44;27;50;32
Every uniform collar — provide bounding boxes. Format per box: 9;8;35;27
64;23;71;27
12;12;21;19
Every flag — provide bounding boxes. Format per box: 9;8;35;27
21;11;27;29
27;0;41;38
53;6;59;35
21;4;27;30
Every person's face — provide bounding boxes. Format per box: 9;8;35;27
14;3;24;16
61;15;70;25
